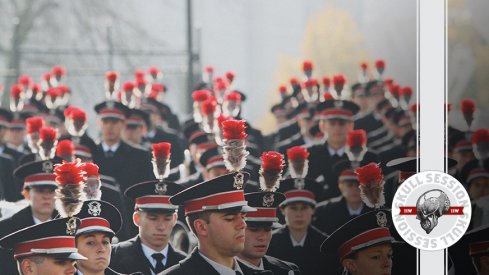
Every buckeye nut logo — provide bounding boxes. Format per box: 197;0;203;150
391;171;471;250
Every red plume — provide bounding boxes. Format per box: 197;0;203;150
217;114;232;129
222;119;247;140
26;117;45;134
384;78;393;86
205;66;215;74
11;84;24;99
400;86;413;96
259;151;284;191
289;77;299;86
58;85;69;95
148;66;161;76
472;129;489;144
279;85;287;94
47;87;61;98
134;69;145;81
54;160;86;217
225;71;235;82
303;79;317;88
201;99;217;116
360;62;368;71
224;92;241;102
323;92;334;101
152;142;171;158
322;76;331;87
31;83;41;94
70;109;87;122
81;162;101;200
333;74;346;95
56;140;75;159
192;90;211;102
461;99;476;114
64;106;78;117
286;146;309;179
355;162;385;208
152;83;165;92
82;162;99;179
214;81;227;92
287;146;309;161
261;151;284;171
347;130;367;147
222;119;249;172
105;71;119;82
40;127;57;141
52;65;66;77
410;103;419;113
389;84;400;97
122;81;135;92
355;162;383;186
152;142;172;180
303;60;313;71
18;75;32;86
375;60;385;71
42;73;52;82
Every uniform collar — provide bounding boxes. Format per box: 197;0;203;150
289;231;307;247
101;142;120;153
327;145;345;157
236;257;264;270
141;242;169;267
199;250;244;275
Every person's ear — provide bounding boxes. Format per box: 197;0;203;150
342;258;357;273
133;211;140;227
171;213;178;226
279;206;286;216
193;218;209;237
20;258;35;275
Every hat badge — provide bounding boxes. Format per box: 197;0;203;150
262;193;275;207
155;182;167;195
233;172;244;190
106;101;115;109
66;217;78;235
87;201;102;216
334;100;344;109
42;161;53;173
294;178;305;190
376;211;388;227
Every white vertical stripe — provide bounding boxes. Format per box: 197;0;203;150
419;0;446;274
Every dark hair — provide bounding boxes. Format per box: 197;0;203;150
185;211;212;235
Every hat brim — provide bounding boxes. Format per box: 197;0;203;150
47;252;87;261
246;221;283;229
219;205;257;214
76;227;115;238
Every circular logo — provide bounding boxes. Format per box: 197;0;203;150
391;171;472;250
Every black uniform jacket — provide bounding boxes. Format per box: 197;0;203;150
267;226;328;275
110;236;187;275
161;248;273;275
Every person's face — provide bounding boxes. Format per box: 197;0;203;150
352;94;369;113
297;117;315;136
395;124;412;139
198;212;247;257
455;150;475;170
241;226;272;261
0;126;7;143
368;93;385;110
21;257;76;275
99;118;124;144
319;119;353;145
339;181;361;204
7;128;25;146
134;211;177;250
123;125;143;145
468;177;489;200
343;244;393;275
281;202;314;231
27;187;56;216
206;167;228;180
75;233;111;273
